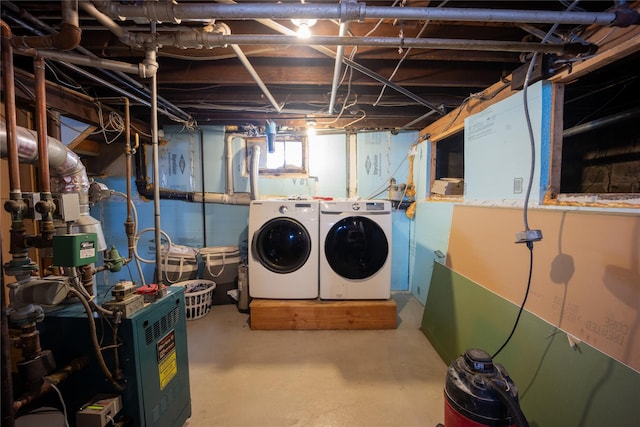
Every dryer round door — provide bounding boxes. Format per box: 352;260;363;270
324;215;389;280
252;217;312;273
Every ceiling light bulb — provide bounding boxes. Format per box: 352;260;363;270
307;126;316;137
297;22;312;38
292;19;316;39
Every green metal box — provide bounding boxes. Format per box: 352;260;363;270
53;233;98;266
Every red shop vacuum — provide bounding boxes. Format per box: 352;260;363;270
438;348;529;427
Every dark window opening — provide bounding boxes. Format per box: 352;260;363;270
435;132;464;180
431;131;464;197
561;52;640;194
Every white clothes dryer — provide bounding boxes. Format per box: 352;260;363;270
319;200;392;300
248;199;319;299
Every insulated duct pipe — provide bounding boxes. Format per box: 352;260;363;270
0;122;107;251
94;1;635;27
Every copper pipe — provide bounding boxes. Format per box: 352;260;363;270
98;97;135;261
34;56;50;193
1;20;21;198
33;56;56;244
12;357;88;413
1;19;30;277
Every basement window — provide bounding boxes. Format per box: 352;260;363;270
245;135;308;177
553;52;640;206
430;131;464;197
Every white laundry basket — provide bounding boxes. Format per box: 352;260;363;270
200;246;240;305
173;280;216;320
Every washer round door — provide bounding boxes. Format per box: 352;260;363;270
252;217;312;273
324;215;389;280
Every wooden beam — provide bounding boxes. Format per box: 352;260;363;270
71;139;101;157
157;57;504;88
13;69;153;141
66;125;98;151
249;299;398;330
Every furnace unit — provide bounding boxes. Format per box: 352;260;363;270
38;286;191;427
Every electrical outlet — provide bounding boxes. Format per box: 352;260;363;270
515;229;543;243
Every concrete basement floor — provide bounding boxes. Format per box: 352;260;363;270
184;292;447;427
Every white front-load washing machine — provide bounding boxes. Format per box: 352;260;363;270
248;199;319;299
320;199;392;300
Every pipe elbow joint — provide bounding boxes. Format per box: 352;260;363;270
612;3;640;27
53;22;82;51
139;57;158;78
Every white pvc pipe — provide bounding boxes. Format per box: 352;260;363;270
328;22;349;114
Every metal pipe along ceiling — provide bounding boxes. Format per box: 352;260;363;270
155;33;596;55
80;2;281;115
3;1;192;122
95;2;622;26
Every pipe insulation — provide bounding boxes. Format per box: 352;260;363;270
94;2;624;26
0;122;107;250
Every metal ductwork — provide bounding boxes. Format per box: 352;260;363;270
0;122;107;251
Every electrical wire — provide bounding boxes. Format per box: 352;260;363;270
492;241;534;359
373;0;451;107
492;1;582;358
46;382;70;427
520;54;538;232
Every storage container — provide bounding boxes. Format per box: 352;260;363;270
160;244;199;284
200;246;240;305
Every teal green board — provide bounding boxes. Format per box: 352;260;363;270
422;262;640;427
